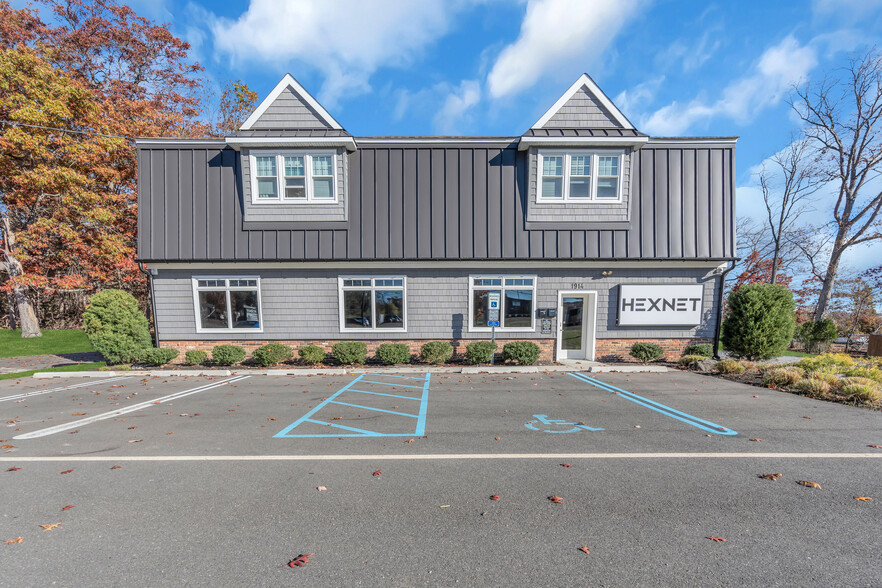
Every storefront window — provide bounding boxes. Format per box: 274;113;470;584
470;276;535;330
193;278;261;332
340;278;405;330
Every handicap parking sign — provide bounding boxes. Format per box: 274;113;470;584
488;320;500;327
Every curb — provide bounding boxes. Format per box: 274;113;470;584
589;365;668;373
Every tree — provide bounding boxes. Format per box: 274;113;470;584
831;276;880;341
721;283;796;360
793;48;882;320
212;80;258;136
731;250;793;292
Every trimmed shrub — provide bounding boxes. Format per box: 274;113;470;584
795;318;838;354
678;354;707;366
502;341;541;365
82;289;152;364
795;378;831;396
251;343;293;367
683;343;713;358
810;371;841;390
629;342;664;364
762;366;803;388
798;353;854;374
212;345;246;366
843;383;882;404
298;344;326;365
184;350;208;365
715;359;746;375
376;343;411;365
465;341;497;364
332;341;367;365
134;347;179;366
721;283;796;360
420;341;453;364
843;366;882;384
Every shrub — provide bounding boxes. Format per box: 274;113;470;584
795;319;838;354
332;341;367;365
502;341;541;365
420;341;453;364
376;343;411;365
678;354;707;366
212;345;246;366
721;283;795;360
465;341;497;364
798;353;854;374
251;343;293;367
715;359;746;375
810;371;841;390
843;383;882;404
298;344;326;365
795;378;831;396
629;342;664;364
82;289;152;364
683;343;713;358
184;350;208;365
762;367;803;388
843;366;882;384
134;347;179;366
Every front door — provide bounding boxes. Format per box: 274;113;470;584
557;292;595;360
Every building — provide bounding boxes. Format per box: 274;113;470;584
136;74;737;363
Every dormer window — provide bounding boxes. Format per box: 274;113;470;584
537;150;623;202
250;150;337;203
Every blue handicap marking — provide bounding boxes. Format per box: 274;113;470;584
525;414;604;433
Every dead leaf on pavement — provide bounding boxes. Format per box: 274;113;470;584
267;418;277;421
854;496;873;502
548;495;563;504
110;465;122;470
6;467;21;472
128;426;136;429
404;438;414;443
707;536;727;542
316;486;327;491
749;438;763;442
578;546;590;554
489;495;500;501
797;480;821;489
494;437;501;441
72;413;86;416
5;537;23;544
372;470;382;476
0;445;14;449
287;553;313;568
39;523;61;531
60;469;73;475
560;463;572;468
759;473;782;480
128;440;142;443
61;505;74;511
868;445;882;449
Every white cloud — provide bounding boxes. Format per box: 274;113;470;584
207;0;482;107
614;75;664;116
812;0;882;20
434;80;482;135
486;0;647;99
641;36;818;136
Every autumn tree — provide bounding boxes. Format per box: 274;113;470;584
793;47;882;320
210;80;258;136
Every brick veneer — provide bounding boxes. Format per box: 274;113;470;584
161;337;710;364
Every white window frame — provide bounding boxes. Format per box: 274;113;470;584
192;276;264;334
249;150;338;204
536;149;624;203
468;275;537;333
338;276;407;333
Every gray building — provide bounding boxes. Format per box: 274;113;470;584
136;73;737;362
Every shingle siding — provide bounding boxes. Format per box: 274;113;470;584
544;86;623;129
249;86;332;130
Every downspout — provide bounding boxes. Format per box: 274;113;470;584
137;261;159;348
712;261;737;360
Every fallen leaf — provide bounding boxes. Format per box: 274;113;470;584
72;413;86;416
331;416;342;420
749;438;763;442
166;432;173;435
5;537;23;544
494;437;501;441
6;467;21;472
287;553;313;568
60;469;73;475
404;438;414;443
128;440;142;443
439;505;450;508
128;426;136;430
316;486;327;492
854;496;873;502
548;495;563;504
0;445;13;449
707;536;727;542
802;416;812;419
61;505;74;511
796;480;821;489
578;546;590;555
372;470;382;476
39;523;61;531
489;495;500;501
560;463;572;468
69;430;79;434
868;445;882;449
267;417;277;421
110;465;122;470
759;473;783;481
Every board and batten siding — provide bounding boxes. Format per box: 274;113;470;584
137;140;735;262
153;267;719;342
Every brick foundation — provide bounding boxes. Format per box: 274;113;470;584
594;338;713;363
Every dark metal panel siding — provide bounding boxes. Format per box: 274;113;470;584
388;149;404;259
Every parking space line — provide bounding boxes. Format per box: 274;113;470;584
348;389;422;401
360;379;424;389
328;400;419;417
304;419;383;436
365;373;426;380
13;375;250;440
568;372;737;436
0;376;132;403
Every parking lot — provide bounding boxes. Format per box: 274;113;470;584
2;370;881;586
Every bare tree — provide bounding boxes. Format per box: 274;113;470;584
793;48;882;320
758;135;824;284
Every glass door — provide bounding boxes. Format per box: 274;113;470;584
559;296;586;359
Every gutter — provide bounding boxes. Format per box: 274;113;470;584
712;260;738;360
138;262;159;348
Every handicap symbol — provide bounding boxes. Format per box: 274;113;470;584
525;414;603;433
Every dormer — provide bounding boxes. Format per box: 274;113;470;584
520;74;647;229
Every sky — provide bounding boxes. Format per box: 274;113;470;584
21;0;882;276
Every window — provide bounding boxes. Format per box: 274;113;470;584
250;151;337;203
193;277;262;333
339;277;406;331
537;151;622;202
470;276;536;331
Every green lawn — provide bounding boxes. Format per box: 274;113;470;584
778;350;817;358
0;329;95;358
0;361;106;381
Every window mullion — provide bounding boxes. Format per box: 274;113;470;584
305;154;313;201
591;153;598;200
370;287;376;329
563;154;570;201
225;290;232;329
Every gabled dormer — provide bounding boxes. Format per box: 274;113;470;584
520;74;647;229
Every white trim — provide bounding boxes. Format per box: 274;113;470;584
136;139;228;147
556;290;597;361
249;150;338;204
536;150;623;203
225;136;357;152
468;275;537;333
240;74;343;131
518;136;648;151
191;276;264;334
150;261;729;270
532;74;634;130
337;276;407;333
354;137;517;144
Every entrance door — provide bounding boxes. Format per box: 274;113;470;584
556;292;596;360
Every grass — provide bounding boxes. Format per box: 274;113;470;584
0;329;94;358
778;350;817;358
0;361;106;381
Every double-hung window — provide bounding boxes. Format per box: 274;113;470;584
251;151;337;203
537;150;623;202
193;277;262;333
470;276;536;331
339;277;406;331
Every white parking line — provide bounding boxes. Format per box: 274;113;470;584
13;375;250;440
0;452;880;462
0;376;132;403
